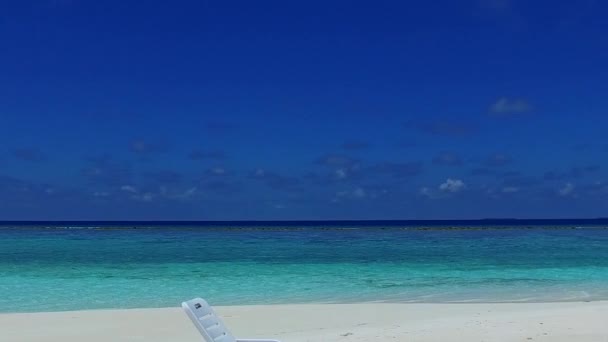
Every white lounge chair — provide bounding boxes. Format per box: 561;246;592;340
182;298;281;342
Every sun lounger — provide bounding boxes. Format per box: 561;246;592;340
182;298;281;342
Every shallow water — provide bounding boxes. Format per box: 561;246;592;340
1;222;608;312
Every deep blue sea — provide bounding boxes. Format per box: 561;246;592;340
1;220;608;313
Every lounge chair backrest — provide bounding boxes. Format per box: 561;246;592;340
182;298;237;342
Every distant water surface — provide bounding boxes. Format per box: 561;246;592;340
1;220;608;313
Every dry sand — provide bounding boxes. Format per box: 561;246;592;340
1;302;608;341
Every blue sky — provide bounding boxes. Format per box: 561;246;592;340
1;0;607;220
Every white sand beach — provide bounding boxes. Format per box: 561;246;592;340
1;302;608;342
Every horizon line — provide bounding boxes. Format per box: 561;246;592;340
1;218;607;223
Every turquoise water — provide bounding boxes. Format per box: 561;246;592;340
2;222;608;313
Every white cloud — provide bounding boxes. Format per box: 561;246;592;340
120;185;153;202
120;185;137;193
439;178;466;193
590;181;608;194
370;188;388;199
335;169;347;179
140;193;154;202
419;187;433;198
170;187;198;200
353;187;366;198
334;187;370;201
210;167;225;175
118;184;200;202
558;183;575;196
183;187;197;197
490;97;531;115
335;190;346;197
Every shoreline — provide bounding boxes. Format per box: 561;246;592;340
0;298;604;315
2;302;607;341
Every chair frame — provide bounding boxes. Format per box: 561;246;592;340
182;298;281;342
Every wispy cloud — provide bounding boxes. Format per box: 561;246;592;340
489;97;532;117
419;187;436;199
250;169;301;192
120;185;138;193
439;178;466;193
119;183;198;202
206;167;228;176
313;153;369;183
334;169;348;179
93;191;110;198
420;178;467;199
558;183;575;197
581;181;608;196
0;175;51;196
82;156;132;186
502;186;519;193
310;154;423;186
160;186;198;200
335;187;367;200
333;186;388;202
